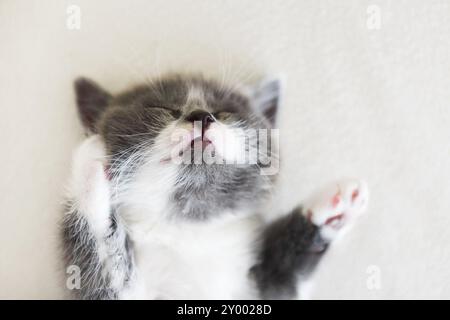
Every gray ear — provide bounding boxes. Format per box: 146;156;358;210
74;77;111;133
253;77;283;126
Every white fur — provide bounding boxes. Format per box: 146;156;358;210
186;86;207;107
121;212;261;299
68;135;110;237
205;123;246;164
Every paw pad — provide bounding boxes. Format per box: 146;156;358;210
303;179;369;241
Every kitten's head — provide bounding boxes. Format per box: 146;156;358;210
74;74;281;220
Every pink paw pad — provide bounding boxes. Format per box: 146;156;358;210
303;179;369;241
351;189;359;202
324;212;345;228
331;193;341;208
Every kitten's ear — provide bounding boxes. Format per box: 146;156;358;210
74;77;112;133
252;76;284;126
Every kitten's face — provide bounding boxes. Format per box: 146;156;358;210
75;74;280;220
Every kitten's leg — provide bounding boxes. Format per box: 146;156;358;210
62;135;133;299
252;179;368;299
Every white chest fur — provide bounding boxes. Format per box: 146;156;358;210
121;212;262;299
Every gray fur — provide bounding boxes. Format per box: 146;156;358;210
251;207;329;299
62;205;134;299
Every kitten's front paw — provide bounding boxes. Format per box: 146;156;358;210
303;179;369;241
69;135;111;236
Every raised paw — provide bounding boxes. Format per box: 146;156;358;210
303;179;369;241
69;135;111;236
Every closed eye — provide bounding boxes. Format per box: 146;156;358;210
148;106;181;118
213;111;233;120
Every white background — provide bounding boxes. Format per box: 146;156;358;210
1;0;449;299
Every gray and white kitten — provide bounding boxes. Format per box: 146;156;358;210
62;74;369;299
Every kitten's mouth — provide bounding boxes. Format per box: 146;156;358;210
160;133;215;164
190;136;212;150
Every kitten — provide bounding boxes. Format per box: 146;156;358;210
62;74;368;299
